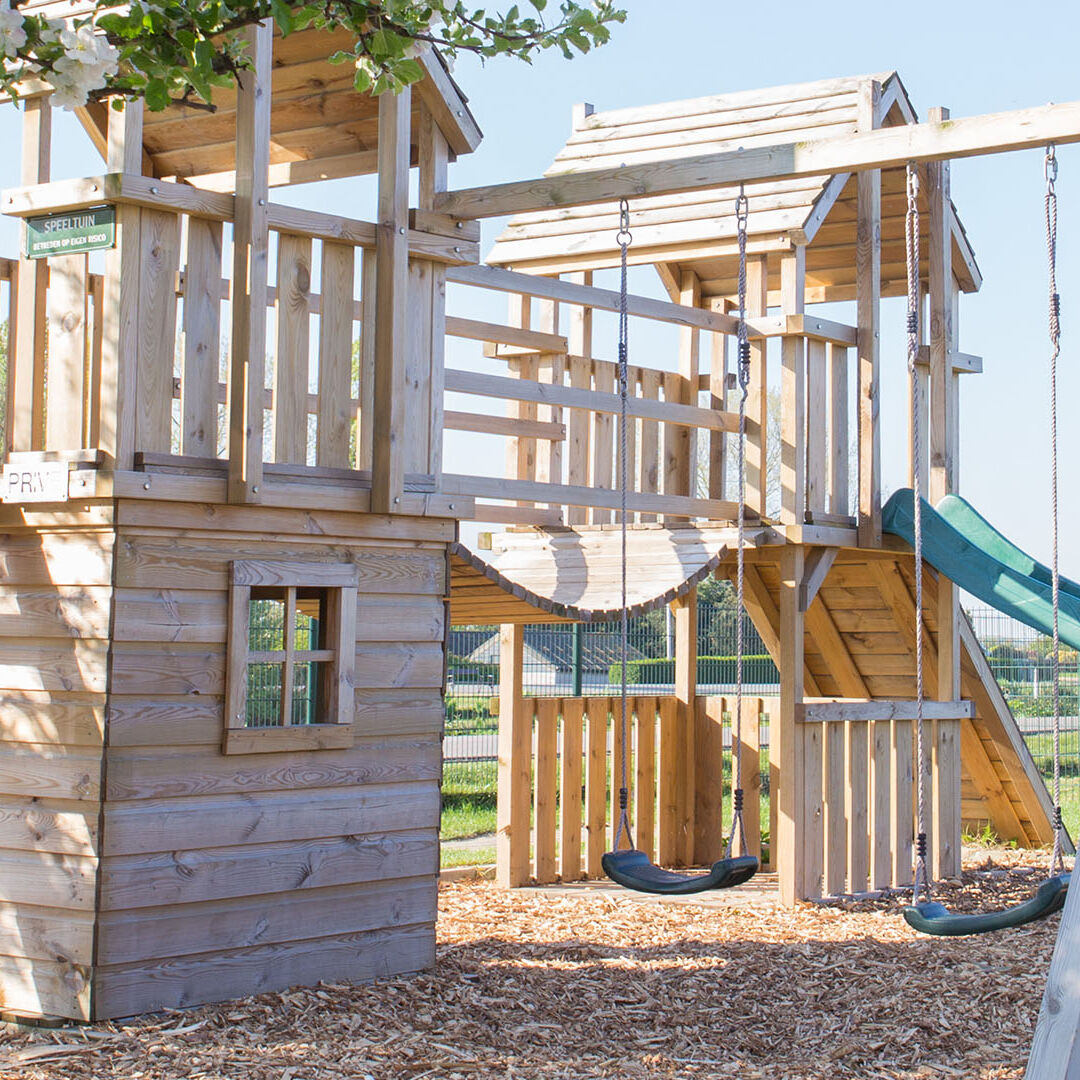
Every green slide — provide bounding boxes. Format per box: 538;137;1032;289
882;489;1080;652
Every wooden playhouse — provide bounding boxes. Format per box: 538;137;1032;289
0;12;1070;1024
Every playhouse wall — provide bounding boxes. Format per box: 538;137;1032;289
0;507;112;1020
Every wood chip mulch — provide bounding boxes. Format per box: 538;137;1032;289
0;847;1063;1079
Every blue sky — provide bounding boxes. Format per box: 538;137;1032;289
0;0;1076;566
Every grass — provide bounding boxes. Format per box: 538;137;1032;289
442;760;497;841
442;844;496;868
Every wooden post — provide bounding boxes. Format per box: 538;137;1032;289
98;99;143;470
673;592;697;865
927;106;961;881
694;697;724;863
910;285;930;493
566;272;592;526
370;86;412;513
745;255;768;517
708;302;730;504
777;544;805;905
666;269;699;524
11;97;51;454
227;21;271;503
496;624;530;887
828;344;850;516
856;79;882;547
779;248;806;526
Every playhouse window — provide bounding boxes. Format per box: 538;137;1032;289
224;561;358;755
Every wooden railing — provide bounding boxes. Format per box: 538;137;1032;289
510;694;770;886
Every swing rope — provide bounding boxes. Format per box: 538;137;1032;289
612;196;634;854
1046;144;1066;877
725;186;751;859
905;163;930;905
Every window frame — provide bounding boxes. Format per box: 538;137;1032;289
223;559;358;755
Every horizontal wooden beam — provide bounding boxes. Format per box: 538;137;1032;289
444;367;741;433
444;409;566;441
469;503;564;526
446;315;568;353
796;699;976;723
436;100;1080;219
915;345;983;374
443;472;741;520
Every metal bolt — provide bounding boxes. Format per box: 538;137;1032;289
252;485;259;494
455;221;463;230
258;198;266;206
91;184;98;192
449;503;455;510
456;110;463;117
454;246;461;254
143;480;151;490
150;186;158;195
399;227;406;235
394;496;401;505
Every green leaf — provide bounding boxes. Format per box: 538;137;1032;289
270;0;294;35
144;77;170;112
328;49;355;64
353;66;372;94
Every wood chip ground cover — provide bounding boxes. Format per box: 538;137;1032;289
0;848;1062;1079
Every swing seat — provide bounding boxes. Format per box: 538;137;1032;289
601;848;759;895
902;872;1070;936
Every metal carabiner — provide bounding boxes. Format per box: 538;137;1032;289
617;198;633;248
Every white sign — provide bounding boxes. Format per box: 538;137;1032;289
2;461;70;503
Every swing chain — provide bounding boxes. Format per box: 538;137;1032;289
1046;144;1066;877
905;162;930;905
613;197;634;854
725;184;751;860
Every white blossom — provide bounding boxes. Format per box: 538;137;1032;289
0;6;27;61
44;22;118;109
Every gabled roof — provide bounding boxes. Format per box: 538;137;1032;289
18;3;482;187
486;73;980;303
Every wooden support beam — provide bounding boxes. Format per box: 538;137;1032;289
828;344;850;516
798;546;837;612
496;624;530;887
227;21;271;503
915;345;981;374
777;545;806;905
856;81;882;547
673;592;697;866
370;86;412;513
797;699;974;723
98;99;142;471
11;96;51;453
780;248;806;526
436;99;1080;219
567;271;592;526
746;255;768;518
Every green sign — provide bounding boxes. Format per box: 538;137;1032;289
25;206;116;259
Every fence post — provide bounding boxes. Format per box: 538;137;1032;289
571;623;583;696
496;624;530;887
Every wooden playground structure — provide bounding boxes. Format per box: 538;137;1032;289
0;8;1078;1065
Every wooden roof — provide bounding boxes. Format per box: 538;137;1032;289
20;3;481;187
486;73;981;303
449;526;735;624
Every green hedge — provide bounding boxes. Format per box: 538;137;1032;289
609;655;778;685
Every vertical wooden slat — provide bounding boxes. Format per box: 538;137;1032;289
657;695;679;866
869;718;892;890
911;285;929;493
932;717;962;881
673;593;697;866
802;719;824;899
136;211;181;454
745;254;768;517
12;96;51;454
182;218;223;457
610;693;633;853
892;718;914;887
738;696;762;861
87;273;103;450
823;720;847;896
780;247;806;525
778;545;804;905
669;269;699;524
637;367;661;522
694;696;724;863
496;624;530;888
856;78;882;546
403;258;435;476
566;294;592;526
45;253;88;450
591;360;614;523
272;234;311;465
370;84;411;513
228;21;272;502
634;697;657;862
767;698;778;873
535;298;564;493
806;337;827;517
846;720;869;894
708;314;729;505
533;697;558;884
559;697;584;881
827;344;849;516
661;369;691;525
584;696;607;878
317;242;355;468
356;249;376;470
618;367;637;523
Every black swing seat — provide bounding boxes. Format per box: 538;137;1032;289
602;848;759;895
902;872;1070;936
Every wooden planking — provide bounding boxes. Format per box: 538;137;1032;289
657;696;679;866
559;698;584;881
93;922;434;1020
739;698;763;862
891;718;914;887
779;248;806;525
273;233;312;465
0;951;91;1021
533;698;558;882
801;719;824;898
0;584;111;640
634;698;657;863
0;746;101;801
403;258;437;478
828;345;850;516
931;717;962;880
845;721;869;893
823;721;846;895
694;697;724;863
0;901;95;964
181;218;223;457
44;254;88;451
496;625;529;887
745;255;768;517
806;338;827;515
317;242;356;469
136;210;181;455
591;360;614;524
869;719;892;890
0;847;98;909
584;696;607;877
0;696;104;747
95;876;435;967
609;694;632;852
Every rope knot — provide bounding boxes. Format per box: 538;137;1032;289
618;787;628;811
733;788;744;814
916;832;927;859
906;312;918;335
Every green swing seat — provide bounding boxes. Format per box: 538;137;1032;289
601;849;759;895
902;872;1070;936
